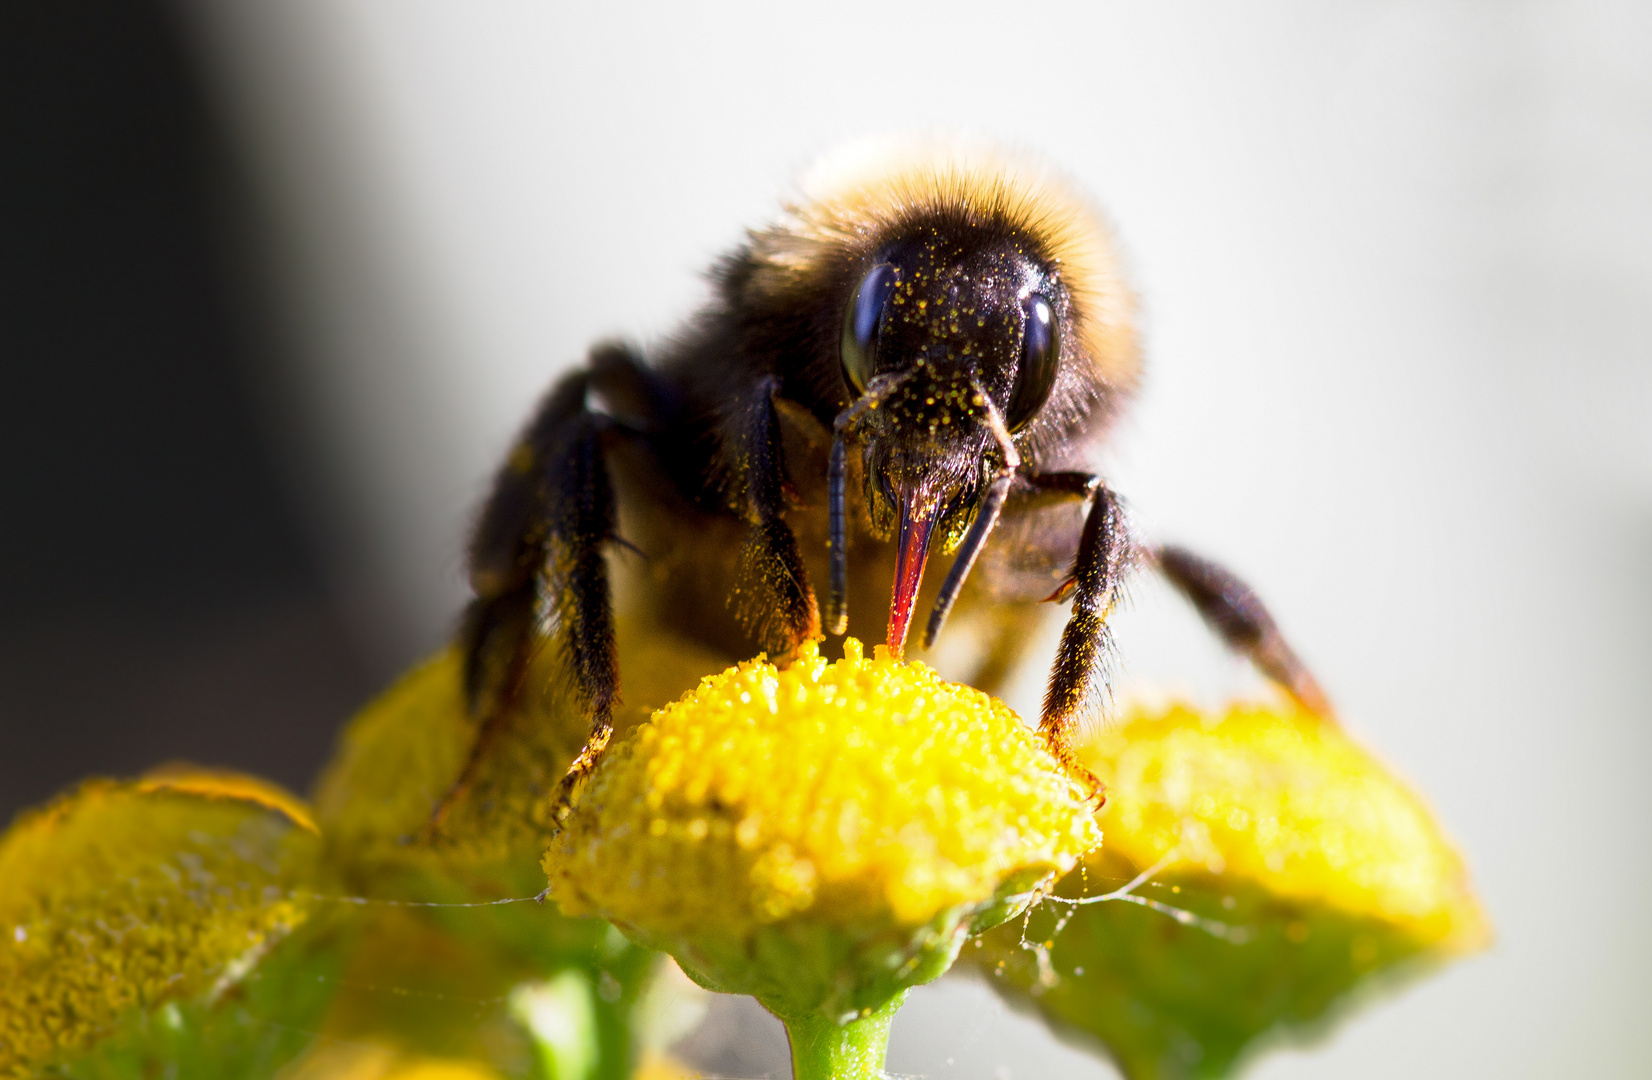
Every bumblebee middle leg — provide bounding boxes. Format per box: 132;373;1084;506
725;374;819;657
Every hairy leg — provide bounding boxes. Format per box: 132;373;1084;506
1041;484;1132;790
725;374;819;656
1156;545;1334;718
432;369;624;833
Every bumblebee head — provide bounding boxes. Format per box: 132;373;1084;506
838;227;1071;650
743;137;1139;655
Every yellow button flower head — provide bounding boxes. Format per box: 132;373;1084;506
544;640;1100;1079
970;699;1489;1080
314;621;729;901
275;1042;693;1080
311;648;548;896
309;630;721;1080
0;769;320;1079
277;1041;508;1080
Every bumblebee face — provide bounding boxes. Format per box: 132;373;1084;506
838;230;1068;650
840;235;1062;432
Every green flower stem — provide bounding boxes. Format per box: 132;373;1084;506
777;992;908;1080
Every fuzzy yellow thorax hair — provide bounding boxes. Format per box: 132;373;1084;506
746;135;1138;391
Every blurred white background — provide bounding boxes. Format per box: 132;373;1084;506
176;2;1651;1076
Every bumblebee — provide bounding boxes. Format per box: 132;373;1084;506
453;138;1329;815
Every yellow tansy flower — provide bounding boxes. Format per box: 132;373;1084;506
313;620;729;901
544;640;1100;1079
970;699;1489;1080
276;1041;507;1080
307;628;720;1080
0;769;320;1079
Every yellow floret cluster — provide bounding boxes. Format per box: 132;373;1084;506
277;1042;508;1080
0;772;319;1078
278;1042;692;1080
968;699;1489;1078
1088;700;1486;946
544;639;1100;938
312;620;733;899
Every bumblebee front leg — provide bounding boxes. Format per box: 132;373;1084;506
1041;483;1132;781
726;375;819;656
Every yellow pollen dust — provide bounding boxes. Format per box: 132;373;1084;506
544;641;1099;937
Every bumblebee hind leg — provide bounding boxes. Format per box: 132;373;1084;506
538;406;621;822
1155;545;1334;719
431;368;622;834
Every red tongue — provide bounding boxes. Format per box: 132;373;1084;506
886;493;941;659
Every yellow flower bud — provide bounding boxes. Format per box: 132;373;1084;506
543;640;1100;1034
298;900;678;1080
313;621;729;900
276;1041;507;1080
970;699;1489;1080
311;648;533;893
0;769;320;1078
630;1053;697;1080
308;627;717;1080
281;1048;689;1080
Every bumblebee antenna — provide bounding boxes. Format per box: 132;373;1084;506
923;384;1021;649
826;433;849;634
827;372;915;636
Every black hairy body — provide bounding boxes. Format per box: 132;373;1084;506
446;139;1329;823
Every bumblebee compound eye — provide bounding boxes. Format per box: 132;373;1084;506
841;262;897;395
1005;293;1060;431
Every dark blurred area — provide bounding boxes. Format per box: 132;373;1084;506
0;0;374;820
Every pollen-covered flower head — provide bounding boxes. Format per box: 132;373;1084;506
970;699;1490;1080
0;769;320;1078
543;640;1100;1023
